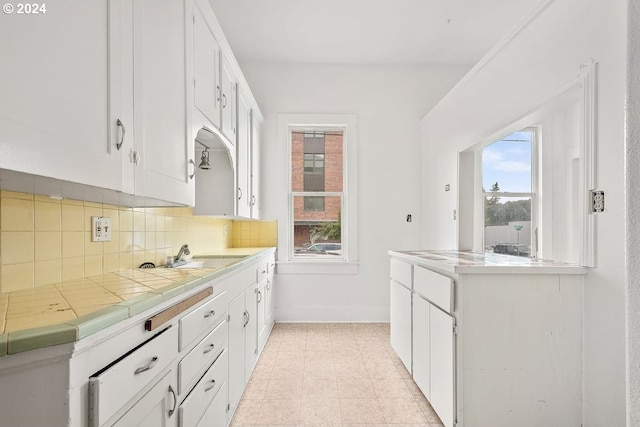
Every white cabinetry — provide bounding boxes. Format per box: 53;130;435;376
220;59;237;143
0;0;193;206
0;1;122;191
193;3;222;130
389;251;585;427
112;369;176;427
126;0;193;206
390;259;412;373
250;114;262;218
236;91;252;218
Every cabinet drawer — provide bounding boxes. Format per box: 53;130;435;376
391;258;412;288
179;349;229;427
89;326;178;427
197;382;228;427
179;291;226;351
414;266;453;313
256;261;268;283
179;318;227;394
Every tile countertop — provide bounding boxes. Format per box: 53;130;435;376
0;247;274;357
389;250;588;275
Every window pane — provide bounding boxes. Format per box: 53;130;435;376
482;130;532;193
291;130;343;192
293;195;342;257
484;196;532;257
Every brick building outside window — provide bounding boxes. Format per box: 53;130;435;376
291;130;343;251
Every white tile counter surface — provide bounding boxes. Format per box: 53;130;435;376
389;250;588;275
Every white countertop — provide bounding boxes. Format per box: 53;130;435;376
389;250;588;275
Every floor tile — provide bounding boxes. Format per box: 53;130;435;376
340;398;385;424
256;399;301;425
299;398;341;425
265;379;303;398
372;378;414;399
379;398;429;424
231;398;262;425
301;377;338;398
337;378;376;399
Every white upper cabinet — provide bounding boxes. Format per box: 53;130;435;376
236;91;252;218
193;3;222;130
128;0;194;206
250;113;262;219
220;58;237;143
0;0;193;206
0;1;123;191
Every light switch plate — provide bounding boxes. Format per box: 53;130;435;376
92;216;112;242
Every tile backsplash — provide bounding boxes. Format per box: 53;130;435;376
0;191;277;293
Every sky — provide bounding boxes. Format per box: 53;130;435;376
482;130;532;193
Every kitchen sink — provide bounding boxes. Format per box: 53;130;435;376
174;257;245;269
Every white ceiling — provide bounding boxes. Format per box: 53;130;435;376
208;0;541;66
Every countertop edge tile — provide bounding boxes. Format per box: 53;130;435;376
65;306;130;339
151;284;187;301
8;324;78;355
117;293;164;317
0;334;6;357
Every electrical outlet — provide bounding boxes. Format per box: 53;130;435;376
223;224;228;236
591;190;605;213
92;216;112;242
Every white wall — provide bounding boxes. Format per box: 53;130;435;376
242;62;468;321
626;0;640;424
420;0;627;425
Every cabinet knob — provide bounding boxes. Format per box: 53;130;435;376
204;309;216;318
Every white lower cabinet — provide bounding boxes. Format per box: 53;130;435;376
228;282;259;415
390;279;412;373
412;295;431;400
179;350;228;427
112;369;176;427
390;252;585;427
429;306;455;427
197;382;229;427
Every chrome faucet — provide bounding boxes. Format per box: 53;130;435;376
175;244;191;262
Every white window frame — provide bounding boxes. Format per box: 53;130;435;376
481;127;539;257
276;114;359;274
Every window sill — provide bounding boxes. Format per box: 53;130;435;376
276;260;359;275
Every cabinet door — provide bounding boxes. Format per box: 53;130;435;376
236;92;251;217
390;280;412;372
112;369;175;427
430;307;455;427
244;285;259;377
227;292;246;413
220;59;236;142
193;3;221;129
132;0;194;206
256;281;267;352
413;295;431;400
0;1;125;191
250;114;261;219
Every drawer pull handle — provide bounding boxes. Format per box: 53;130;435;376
243;310;250;327
204;379;216;392
257;291;262;303
203;343;215;354
134;356;158;375
204;310;216;318
168;385;176;416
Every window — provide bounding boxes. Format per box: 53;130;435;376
277;113;358;270
291;129;343;258
482;129;537;257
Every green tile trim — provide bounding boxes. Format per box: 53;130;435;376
65;305;130;339
8;324;78;355
117;293;163;317
0;334;7;356
150;283;186;301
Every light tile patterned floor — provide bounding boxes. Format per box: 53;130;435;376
231;322;445;427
